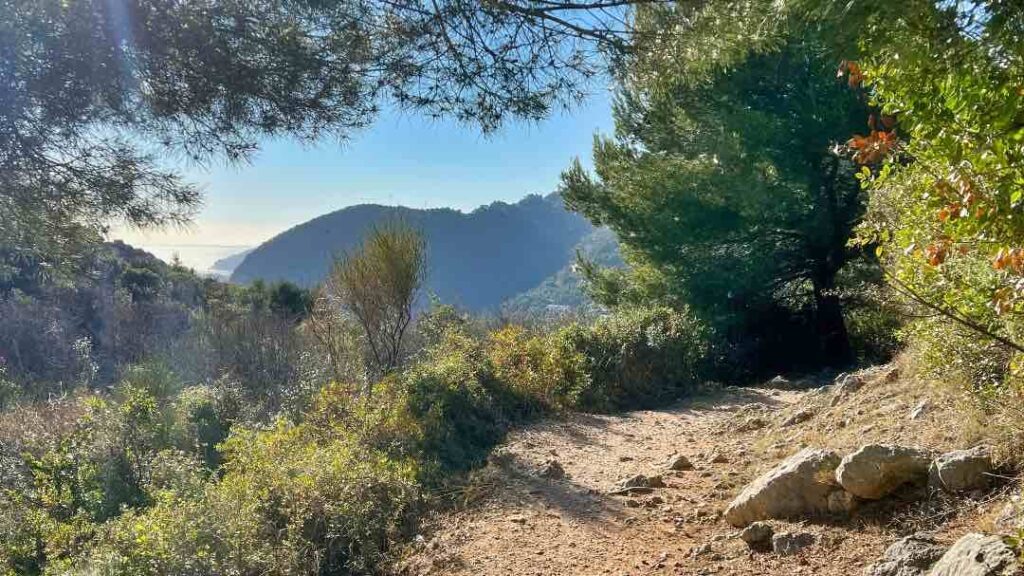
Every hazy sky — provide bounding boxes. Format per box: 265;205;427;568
113;90;615;260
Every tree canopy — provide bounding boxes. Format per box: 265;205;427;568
0;0;649;283
561;12;870;366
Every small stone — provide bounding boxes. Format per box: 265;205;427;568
610;474;663;495
690;543;713;557
508;515;528;524
665;454;694;471
618;474;651;489
772;532;816;556
909;399;931;420
739;522;774;549
830;373;866;406
782;408;815;427
709;453;729;464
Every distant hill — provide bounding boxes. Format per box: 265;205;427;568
211;248;253;275
500;227;623;317
231;194;598;311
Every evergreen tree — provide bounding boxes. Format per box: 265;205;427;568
562;20;869;365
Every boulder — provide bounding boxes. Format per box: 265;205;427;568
835;444;931;499
772;531;816;555
723;448;845;527
928;533;1019;576
929;447;993;493
739;521;774;549
864;532;945;576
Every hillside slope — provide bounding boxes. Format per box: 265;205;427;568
231;194;594;310
501;226;623;316
398;363;1019;575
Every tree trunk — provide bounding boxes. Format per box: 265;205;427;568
812;274;853;367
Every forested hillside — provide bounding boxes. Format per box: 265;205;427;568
232;194;594;310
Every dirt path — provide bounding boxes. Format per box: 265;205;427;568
397;372;1008;576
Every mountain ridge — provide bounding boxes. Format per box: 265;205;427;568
231;194;601;311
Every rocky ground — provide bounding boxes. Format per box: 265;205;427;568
395;363;1023;576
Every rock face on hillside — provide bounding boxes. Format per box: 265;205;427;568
835;444;931;499
723;449;847;527
928;533;1020;576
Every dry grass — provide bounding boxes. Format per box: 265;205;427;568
747;356;994;461
0;392;88;453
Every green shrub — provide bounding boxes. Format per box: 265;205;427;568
0;490;47;576
2;305;719;576
79;422;419;576
844;302;903;365
171;383;241;469
487;325;563;414
551;306;710;412
359;327;507;477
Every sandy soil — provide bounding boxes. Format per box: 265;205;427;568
396;367;1015;576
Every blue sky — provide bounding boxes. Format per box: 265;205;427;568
114;90;614;265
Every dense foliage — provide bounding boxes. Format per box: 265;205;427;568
561;11;879;371
822;1;1024;386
